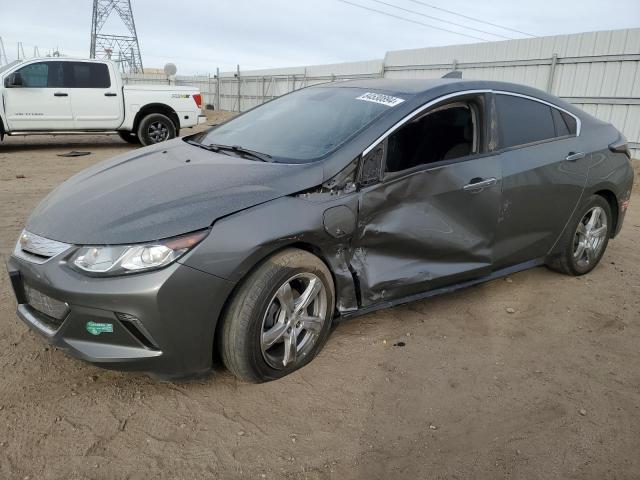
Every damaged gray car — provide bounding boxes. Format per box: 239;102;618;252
7;78;634;382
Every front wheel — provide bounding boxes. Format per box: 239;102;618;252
219;249;335;383
137;113;177;146
547;195;612;276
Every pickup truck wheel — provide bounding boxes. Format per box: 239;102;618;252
118;131;141;144
137;113;177;146
219;248;335;383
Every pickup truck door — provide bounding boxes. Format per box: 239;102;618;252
65;61;123;130
3;61;73;130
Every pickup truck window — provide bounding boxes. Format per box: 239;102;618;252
68;62;111;88
16;61;64;88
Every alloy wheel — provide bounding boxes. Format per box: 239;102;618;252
147;121;170;143
573;206;608;269
260;273;328;369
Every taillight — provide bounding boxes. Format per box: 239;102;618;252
192;94;202;109
609;134;631;159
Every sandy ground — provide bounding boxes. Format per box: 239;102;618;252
0;115;639;479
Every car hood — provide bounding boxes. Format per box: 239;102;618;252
25;139;324;245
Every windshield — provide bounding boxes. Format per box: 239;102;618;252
192;87;402;163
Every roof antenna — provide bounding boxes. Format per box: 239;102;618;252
442;71;462;79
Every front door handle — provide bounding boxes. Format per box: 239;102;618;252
566;151;585;161
463;177;497;192
53;92;68;97
104;92;117;97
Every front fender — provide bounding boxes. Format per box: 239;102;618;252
179;194;361;313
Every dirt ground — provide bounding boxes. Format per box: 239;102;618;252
1;114;639;480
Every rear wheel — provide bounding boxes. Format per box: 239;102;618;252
118;131;141;144
219;249;335;383
137;113;177;146
547;195;611;276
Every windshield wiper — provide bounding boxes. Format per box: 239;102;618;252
213;144;272;162
186;140;272;162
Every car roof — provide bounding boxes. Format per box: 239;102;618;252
321;78;461;94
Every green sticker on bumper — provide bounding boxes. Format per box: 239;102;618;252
86;321;114;336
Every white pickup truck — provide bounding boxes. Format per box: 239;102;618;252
0;57;206;146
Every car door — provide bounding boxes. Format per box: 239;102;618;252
352;93;503;307
491;92;589;269
3;61;72;130
66;61;123;129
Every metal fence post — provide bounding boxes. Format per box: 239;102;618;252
236;64;241;112
547;53;558;93
216;67;220;111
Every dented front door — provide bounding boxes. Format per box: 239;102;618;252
352;156;502;307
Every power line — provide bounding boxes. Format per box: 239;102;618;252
405;0;536;37
337;0;491;41
365;0;514;39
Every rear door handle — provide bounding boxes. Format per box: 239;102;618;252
104;92;117;97
53;92;68;97
566;151;585;161
463;177;497;192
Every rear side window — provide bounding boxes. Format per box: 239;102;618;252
551;108;578;137
496;94;556;148
67;62;111;88
16;62;64;88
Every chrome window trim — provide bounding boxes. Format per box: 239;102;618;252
362;88;581;157
493;90;582;137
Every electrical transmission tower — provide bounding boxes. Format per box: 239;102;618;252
0;37;8;66
90;0;143;73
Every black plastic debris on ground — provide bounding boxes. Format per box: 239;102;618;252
393;341;406;347
57;151;92;157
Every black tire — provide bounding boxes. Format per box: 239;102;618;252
137;113;177;146
118;131;141;144
546;195;612;276
219;248;335;383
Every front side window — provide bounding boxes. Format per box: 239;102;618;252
385;101;479;173
16;62;64;88
192;87;397;163
68;62;111;88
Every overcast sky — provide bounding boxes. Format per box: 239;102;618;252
1;0;639;74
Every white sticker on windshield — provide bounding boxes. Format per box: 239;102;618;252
356;92;405;107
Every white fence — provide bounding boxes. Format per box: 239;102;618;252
123;28;640;157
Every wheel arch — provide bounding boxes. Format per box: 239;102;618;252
593;189;619;238
133;103;180;133
212;240;353;363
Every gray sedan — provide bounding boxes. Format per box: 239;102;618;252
6;78;634;382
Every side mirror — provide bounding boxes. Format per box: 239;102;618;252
4;72;23;88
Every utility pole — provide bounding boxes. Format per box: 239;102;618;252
90;0;143;73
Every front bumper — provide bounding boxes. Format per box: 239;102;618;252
6;254;235;379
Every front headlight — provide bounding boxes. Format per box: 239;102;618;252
70;230;208;276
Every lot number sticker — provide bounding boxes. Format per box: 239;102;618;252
356;92;405;107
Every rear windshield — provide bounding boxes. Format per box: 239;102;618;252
192;87;401;163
